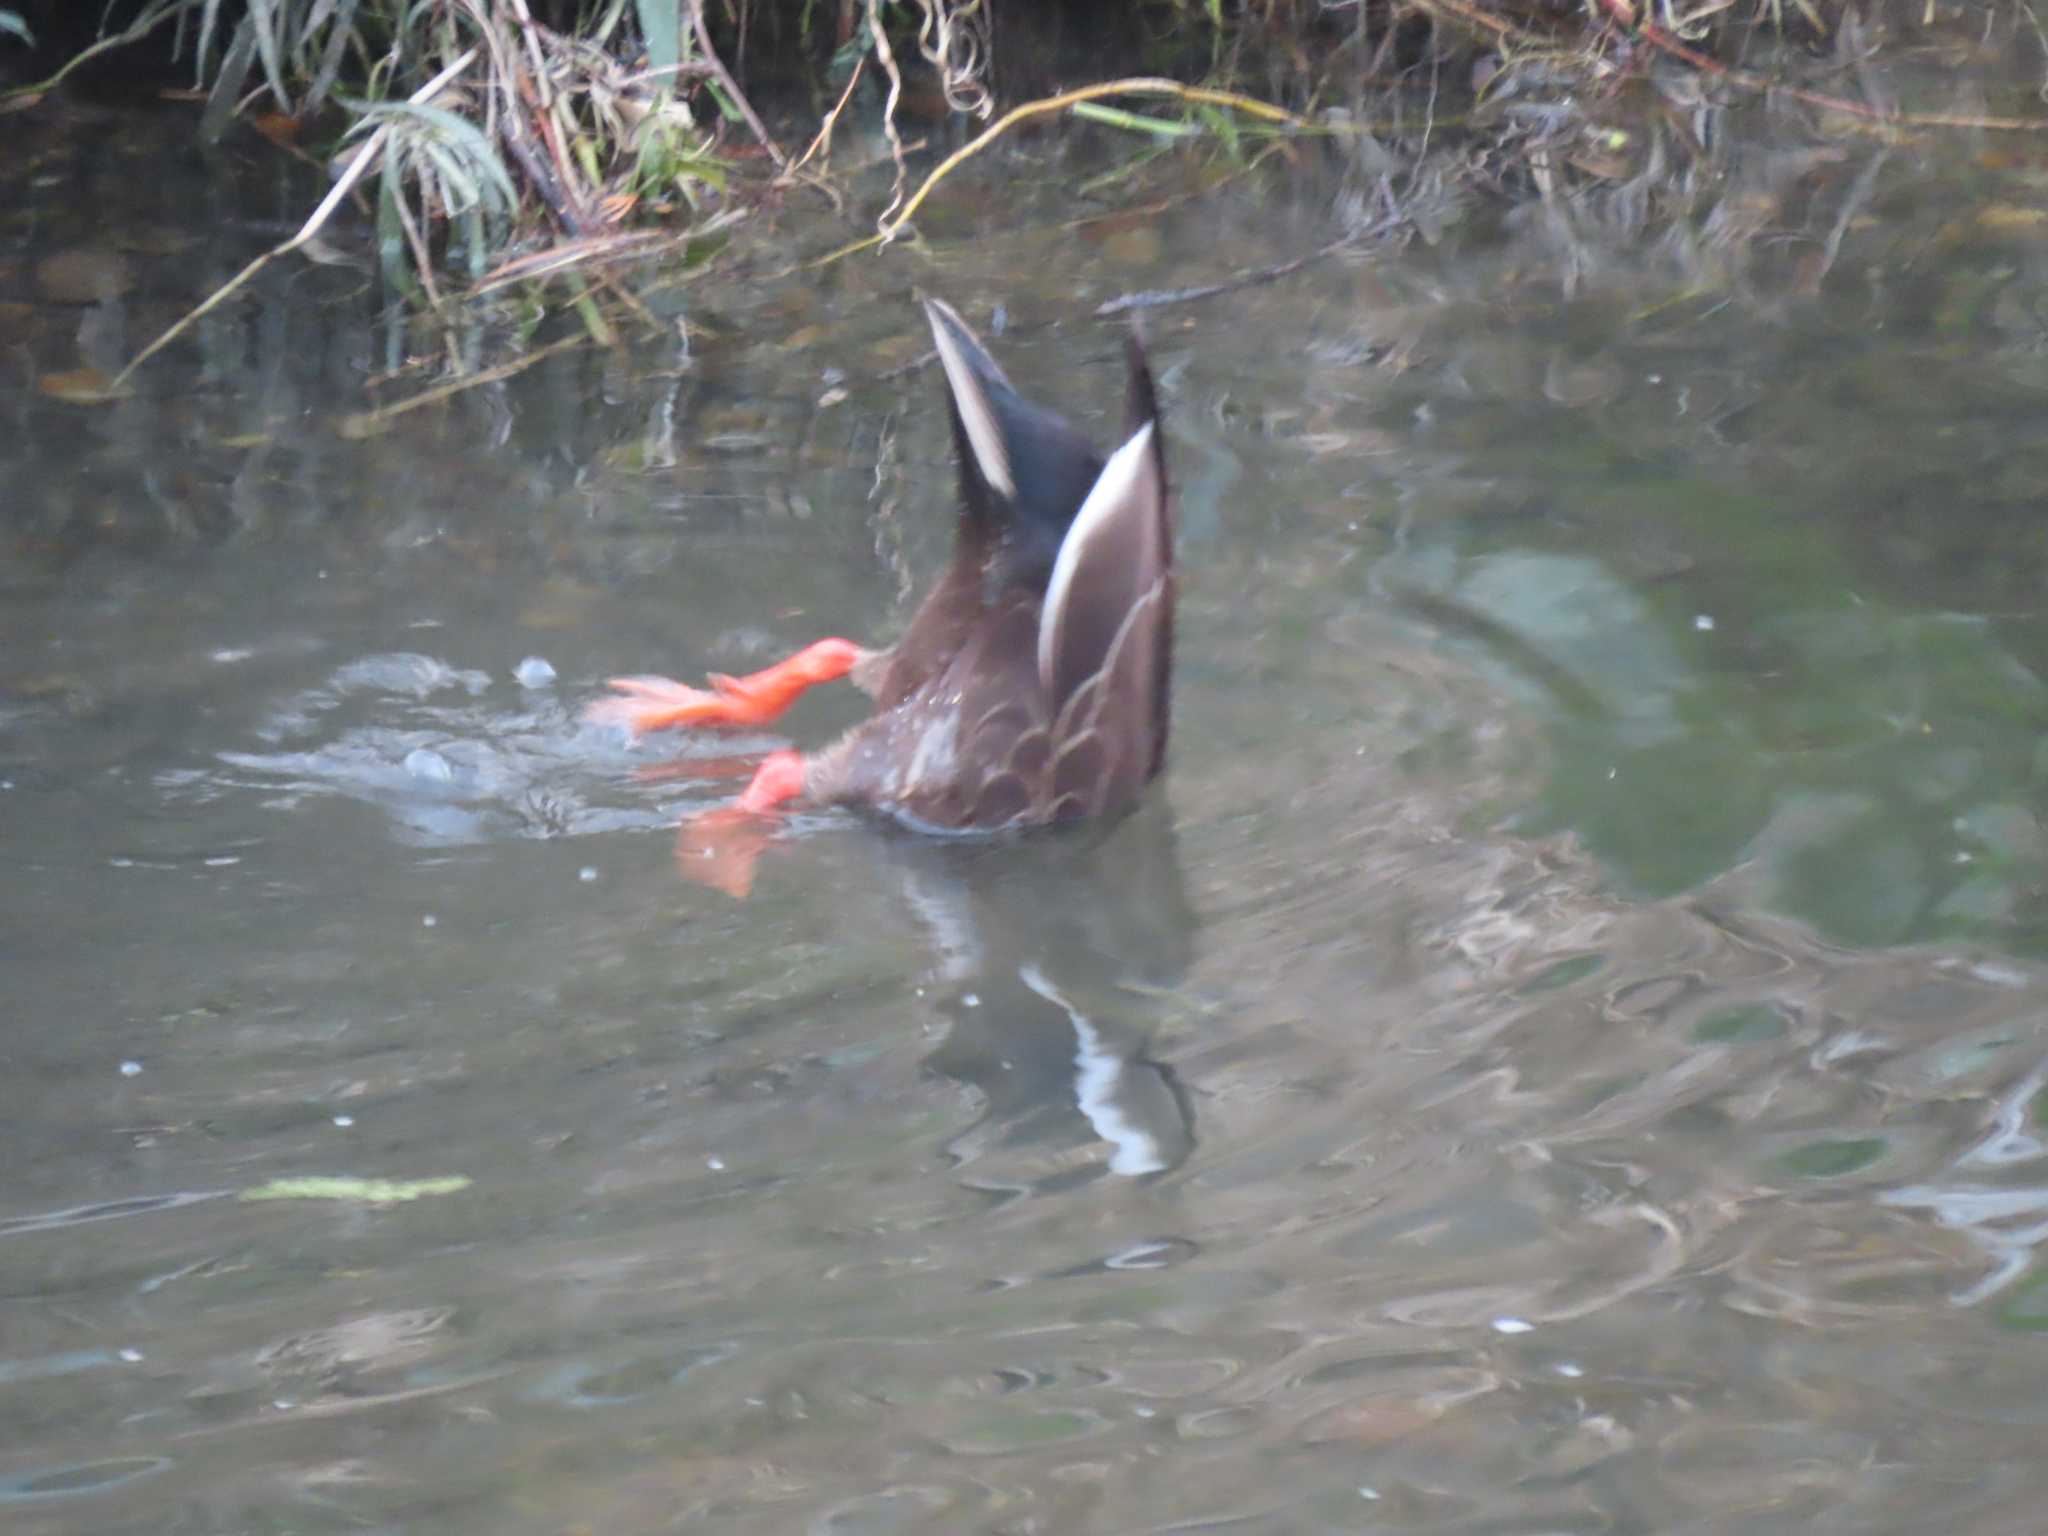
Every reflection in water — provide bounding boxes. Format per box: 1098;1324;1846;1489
0;1458;174;1503
1019;961;1186;1176
887;802;1197;1182
1884;1058;2048;1305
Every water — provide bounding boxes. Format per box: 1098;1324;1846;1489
7;81;2048;1534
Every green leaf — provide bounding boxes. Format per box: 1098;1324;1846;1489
635;0;681;79
454;200;487;280
1069;102;1202;140
420;140;483;215
200;13;260;142
348;99;519;215
1196;103;1241;162
703;76;742;124
245;0;292;115
569;275;615;347
0;9;34;46
374;167;417;296
305;0;361;115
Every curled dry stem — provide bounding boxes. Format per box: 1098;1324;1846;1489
866;0;913;227
913;0;993;119
807;76;1308;268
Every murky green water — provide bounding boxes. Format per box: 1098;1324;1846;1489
8;77;2048;1535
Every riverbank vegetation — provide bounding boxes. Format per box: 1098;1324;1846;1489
3;1;2043;393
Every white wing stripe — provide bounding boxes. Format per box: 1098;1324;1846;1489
1037;421;1157;697
928;309;1016;501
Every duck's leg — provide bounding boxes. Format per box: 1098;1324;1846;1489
587;639;868;734
732;749;808;813
672;751;808;897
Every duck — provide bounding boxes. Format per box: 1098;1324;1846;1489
586;297;1173;877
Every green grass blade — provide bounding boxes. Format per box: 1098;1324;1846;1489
349;99;519;214
199;13;259;141
306;0;360;112
1070;101;1202;139
245;0;292;114
634;0;680;78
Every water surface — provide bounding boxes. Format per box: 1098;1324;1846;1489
6;80;2048;1535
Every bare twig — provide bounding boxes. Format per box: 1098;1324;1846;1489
1094;217;1402;317
690;0;786;169
390;165;448;311
497;0;597;234
914;0;992;118
110;48;481;392
807;76;1308;268
780;55;866;183
0;1;190;102
336;333;587;436
1413;0;1539;48
469;228;708;293
1800;146;1887;293
1586;0;2048;133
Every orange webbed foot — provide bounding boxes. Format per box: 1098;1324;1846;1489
584;675;743;735
586;639;867;736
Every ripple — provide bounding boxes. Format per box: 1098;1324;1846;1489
0;1189;226;1239
936;1407;1114;1455
175;649;697;845
0;1457;172;1502
810;1484;958;1534
1175;1405;1263;1440
520;1341;738;1409
0;1348;120;1385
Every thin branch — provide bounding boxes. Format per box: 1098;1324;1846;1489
806;76;1308;268
1095;217;1401;317
336;333;586;436
1631;17;2048;130
468;226;718;293
110;47;481;391
0;0;193;103
779;54;865;182
690;0;785;169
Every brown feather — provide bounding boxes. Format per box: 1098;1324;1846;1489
798;303;1174;832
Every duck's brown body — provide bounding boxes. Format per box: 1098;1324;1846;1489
588;298;1173;868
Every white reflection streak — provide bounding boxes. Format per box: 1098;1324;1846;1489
1885;1059;2048;1305
1961;1060;2048;1169
1019;962;1166;1177
1881;1185;2048;1306
895;866;985;982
